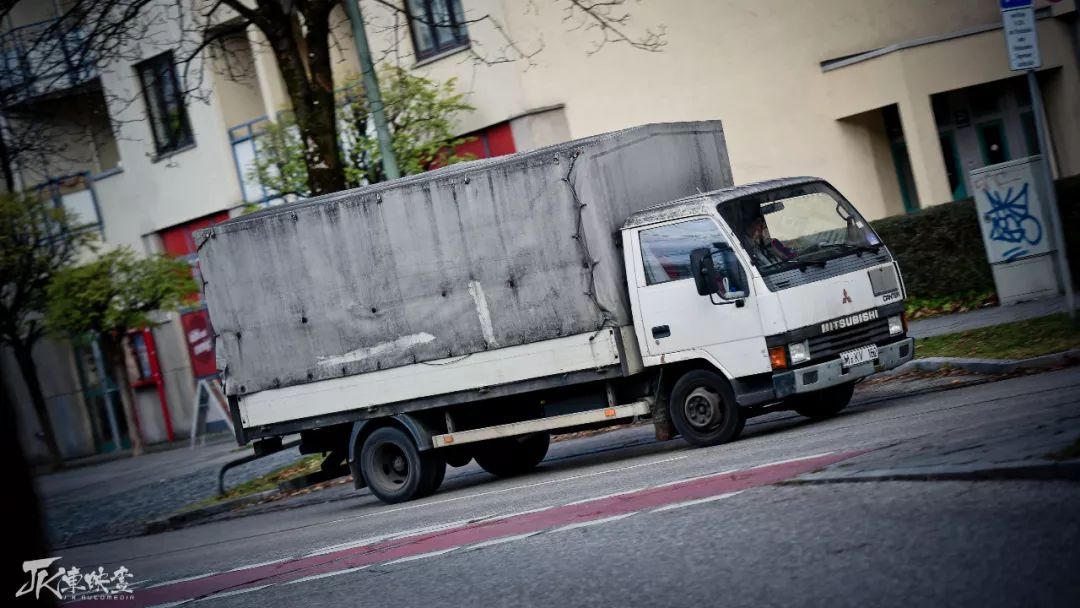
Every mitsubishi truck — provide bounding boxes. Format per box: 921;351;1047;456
197;121;913;504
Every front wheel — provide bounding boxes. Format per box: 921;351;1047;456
474;432;550;477
789;382;855;419
669;370;745;447
359;426;445;504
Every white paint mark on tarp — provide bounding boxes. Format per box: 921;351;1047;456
317;332;436;367
468;280;499;347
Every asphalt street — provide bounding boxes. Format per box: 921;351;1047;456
60;367;1080;607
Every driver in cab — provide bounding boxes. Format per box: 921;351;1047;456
747;215;796;265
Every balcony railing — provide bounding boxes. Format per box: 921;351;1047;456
0;17;97;105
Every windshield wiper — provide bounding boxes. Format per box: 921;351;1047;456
817;242;882;256
759;257;827;273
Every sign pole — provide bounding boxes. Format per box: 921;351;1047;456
1026;70;1075;319
1000;0;1075;319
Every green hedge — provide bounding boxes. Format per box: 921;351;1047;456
869;176;1080;299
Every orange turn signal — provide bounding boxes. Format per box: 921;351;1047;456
604;408;617;417
769;346;788;370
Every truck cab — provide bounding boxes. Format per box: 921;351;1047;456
621;177;914;445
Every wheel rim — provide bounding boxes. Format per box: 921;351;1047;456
370;442;410;491
684;386;723;431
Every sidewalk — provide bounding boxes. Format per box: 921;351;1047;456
793;368;1080;484
907;296;1066;339
36;436;302;548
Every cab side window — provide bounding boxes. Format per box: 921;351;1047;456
640;218;736;286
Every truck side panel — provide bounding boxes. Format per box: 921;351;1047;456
239;328;622;428
199;122;731;403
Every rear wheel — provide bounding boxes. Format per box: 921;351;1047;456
669;369;745;447
359;426;444;504
790;382;855;419
474;432;550;477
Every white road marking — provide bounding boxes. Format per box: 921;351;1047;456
381;546;459;566
318;453;690;527
197;584;272;602
224;558;286;572
548;512;636;533
304;518;482;557
650;491;742;513
653;470;737;489
145;572;223;589
283;565;371;586
563;487;646;505
463;531;543;551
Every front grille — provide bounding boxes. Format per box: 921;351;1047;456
807;318;892;362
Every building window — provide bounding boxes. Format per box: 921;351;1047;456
135;52;194;156
406;0;469;60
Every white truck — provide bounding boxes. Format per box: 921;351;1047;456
198;122;913;504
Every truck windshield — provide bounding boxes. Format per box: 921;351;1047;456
717;182;881;276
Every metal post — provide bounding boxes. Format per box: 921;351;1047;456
344;0;400;180
1026;70;1075;319
90;338;123;451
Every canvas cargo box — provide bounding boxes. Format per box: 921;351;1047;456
197;121;732;399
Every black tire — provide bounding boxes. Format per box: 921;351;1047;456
474;432;550;478
669;369;745;447
790;382;855;419
359;426;444;504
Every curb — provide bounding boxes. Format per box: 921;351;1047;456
785;459;1080;485
890;348;1080;376
144;489;281;534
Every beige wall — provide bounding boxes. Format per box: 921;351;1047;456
354;0;1079;219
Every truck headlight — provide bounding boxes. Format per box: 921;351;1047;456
788;340;810;365
888;315;904;336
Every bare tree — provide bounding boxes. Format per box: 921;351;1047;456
1;0;665;197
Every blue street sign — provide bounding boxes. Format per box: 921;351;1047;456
1000;0;1032;10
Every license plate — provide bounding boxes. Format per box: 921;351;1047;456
840;344;878;368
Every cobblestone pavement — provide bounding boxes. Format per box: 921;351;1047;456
37;437;303;548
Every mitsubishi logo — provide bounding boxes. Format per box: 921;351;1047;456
842;289;852;304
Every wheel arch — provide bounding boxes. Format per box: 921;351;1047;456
348;413;438;489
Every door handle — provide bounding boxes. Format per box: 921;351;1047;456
651;325;670;339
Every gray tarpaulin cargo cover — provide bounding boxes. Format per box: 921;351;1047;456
198;121;732;398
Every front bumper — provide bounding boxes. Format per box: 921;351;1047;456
773;337;914;399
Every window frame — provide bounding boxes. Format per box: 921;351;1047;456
135;51;194;157
638;217;734;287
405;0;470;62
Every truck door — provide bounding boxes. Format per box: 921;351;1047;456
630;217;769;378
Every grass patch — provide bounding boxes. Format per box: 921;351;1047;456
183;454;323;511
915;313;1080;360
905;290;998;319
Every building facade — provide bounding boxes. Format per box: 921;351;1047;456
2;0;1078;461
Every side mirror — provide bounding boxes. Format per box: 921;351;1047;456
690;247;718;296
690;247;749;302
717;248;748;300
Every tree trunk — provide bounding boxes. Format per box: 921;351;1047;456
9;339;62;467
105;339;144;456
262;2;346;195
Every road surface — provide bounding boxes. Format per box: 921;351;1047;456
59;368;1080;607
